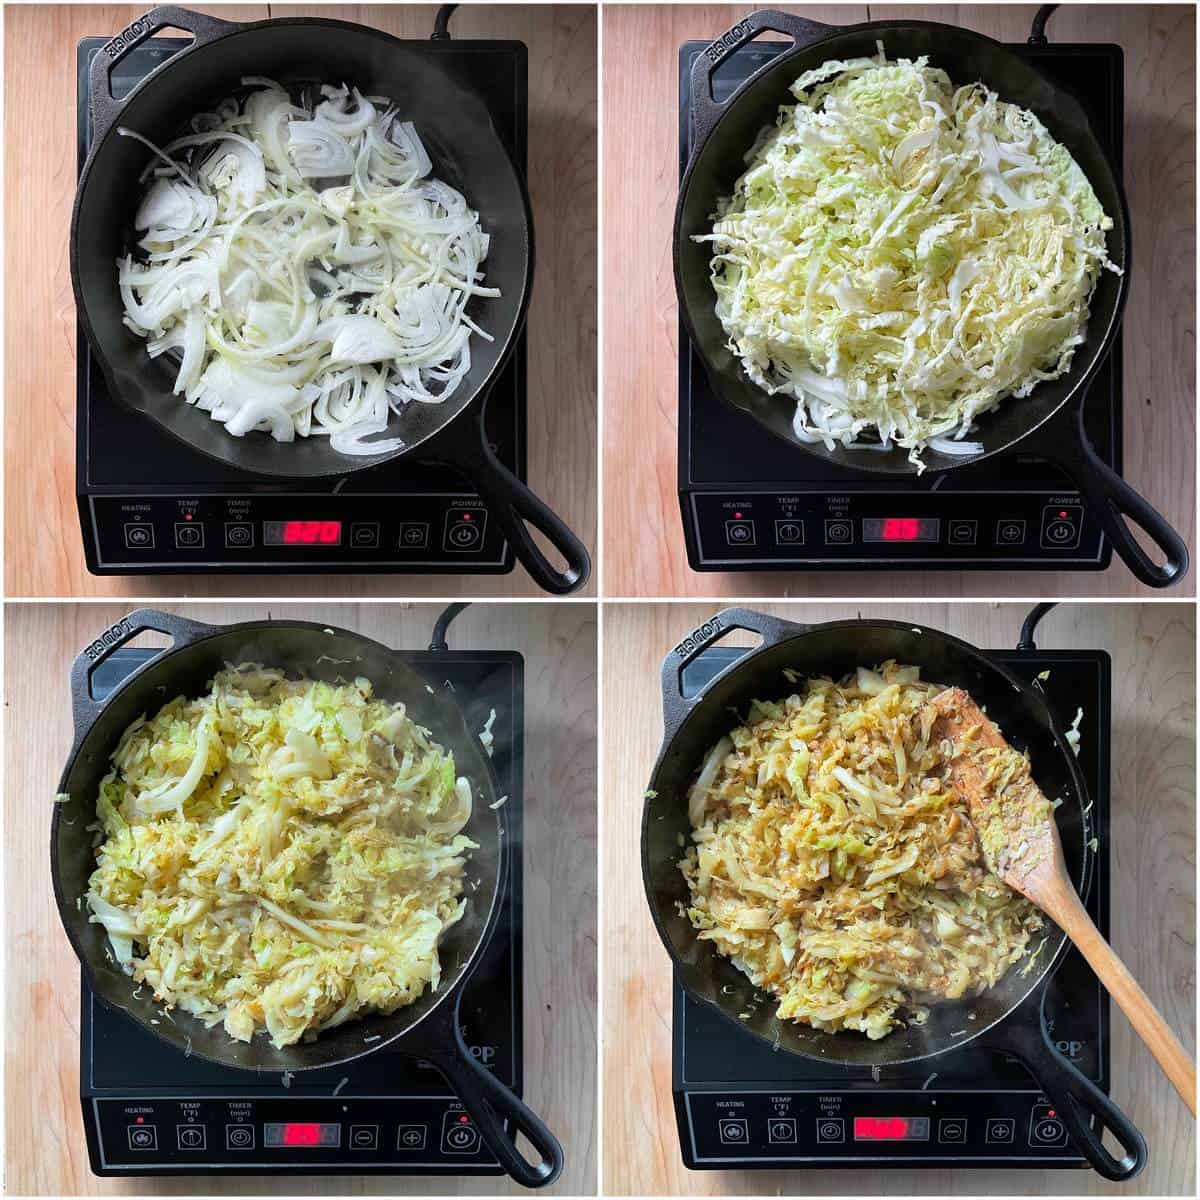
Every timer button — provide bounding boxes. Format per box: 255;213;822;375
226;1124;255;1150
443;511;486;553
174;521;205;550
124;523;155;550
224;522;253;549
350;522;380;549
717;1117;749;1145
825;519;853;545
816;1118;844;1143
127;1124;157;1151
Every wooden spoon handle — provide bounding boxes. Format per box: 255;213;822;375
1039;876;1196;1115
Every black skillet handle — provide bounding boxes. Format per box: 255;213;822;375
422;995;564;1188
661;607;805;741
1055;405;1189;588
69;608;216;743
452;427;591;595
691;10;837;144
91;6;237;143
993;1016;1147;1181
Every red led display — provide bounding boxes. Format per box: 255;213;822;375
283;520;341;545
854;1116;913;1140
881;517;921;541
282;1123;323;1147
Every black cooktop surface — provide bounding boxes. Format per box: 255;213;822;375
678;38;1123;571
81;646;523;1176
76;36;525;574
673;644;1110;1169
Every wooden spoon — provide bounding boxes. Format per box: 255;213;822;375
929;686;1196;1115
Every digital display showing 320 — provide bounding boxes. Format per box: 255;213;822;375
263;520;342;546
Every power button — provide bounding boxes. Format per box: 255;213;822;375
1041;504;1082;550
441;1111;480;1154
1028;1103;1068;1147
444;510;487;553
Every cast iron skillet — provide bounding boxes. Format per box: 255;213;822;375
675;9;1188;589
52;608;563;1187
71;6;589;595
643;606;1146;1180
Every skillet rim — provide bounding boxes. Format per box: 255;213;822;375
69;14;534;481
642;615;1094;1068
672;18;1132;477
52;615;507;1072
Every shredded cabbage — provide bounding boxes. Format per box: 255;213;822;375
698;50;1117;470
682;663;1042;1039
85;666;476;1048
118;80;498;457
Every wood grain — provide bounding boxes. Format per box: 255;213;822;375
4;601;597;1195
3;3;596;598
601;3;1196;597
601;601;1196;1194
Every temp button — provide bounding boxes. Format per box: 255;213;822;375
774;519;804;545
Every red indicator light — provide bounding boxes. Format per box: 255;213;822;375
1047;1109;1057;1118
184;513;193;521
854;1116;911;1140
136;1117;145;1124
734;511;743;519
282;1123;322;1147
281;520;341;545
462;512;472;522
1058;510;1068;519
882;517;921;541
458;1115;470;1124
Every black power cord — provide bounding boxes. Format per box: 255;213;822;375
432;4;458;41
1029;4;1058;46
1017;602;1058;651
429;602;470;651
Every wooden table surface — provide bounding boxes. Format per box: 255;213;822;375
4;601;597;1195
3;3;597;598
602;601;1196;1195
601;3;1196;598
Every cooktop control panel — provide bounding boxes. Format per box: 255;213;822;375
686;492;1098;569
85;495;506;573
682;1090;1073;1165
92;1099;494;1171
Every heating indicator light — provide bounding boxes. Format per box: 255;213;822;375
264;520;342;547
853;1116;930;1141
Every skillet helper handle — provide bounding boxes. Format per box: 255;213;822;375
1057;407;1189;588
661;607;805;740
91;6;236;143
1000;1016;1147;1181
455;432;591;595
69;607;216;740
1035;878;1197;1113
691;10;835;143
427;1004;564;1188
